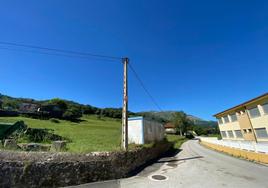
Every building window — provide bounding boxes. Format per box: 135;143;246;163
239;110;245;115
248;129;252;133
262;103;268;114
223;116;229;123
234;130;243;138
218;118;223;124
255;128;268;138
230;114;237;122
221;131;227;138
248;107;261;118
227;130;234;138
243;129;247;134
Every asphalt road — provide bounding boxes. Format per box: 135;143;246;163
70;140;268;188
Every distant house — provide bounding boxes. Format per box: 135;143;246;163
164;123;177;134
19;103;39;113
128;117;165;145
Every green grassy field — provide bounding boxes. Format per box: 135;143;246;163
0;115;122;153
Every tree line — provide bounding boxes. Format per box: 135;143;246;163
171;111;219;136
0;94;219;136
0;94;134;121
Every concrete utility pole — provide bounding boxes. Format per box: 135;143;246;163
122;57;129;150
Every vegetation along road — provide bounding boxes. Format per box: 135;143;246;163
74;140;268;188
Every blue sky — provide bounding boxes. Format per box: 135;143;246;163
0;0;268;120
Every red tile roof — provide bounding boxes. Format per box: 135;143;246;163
164;123;175;129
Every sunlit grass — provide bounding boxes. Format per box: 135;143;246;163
0;115;122;153
166;134;188;149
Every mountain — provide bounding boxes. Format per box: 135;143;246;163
137;111;217;127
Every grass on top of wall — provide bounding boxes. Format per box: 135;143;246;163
166;134;188;149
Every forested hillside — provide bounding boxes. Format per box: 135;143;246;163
0;93;217;130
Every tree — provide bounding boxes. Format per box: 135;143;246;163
172;112;192;136
82;105;97;114
48;98;68;111
3;100;19;110
97;109;103;119
62;106;82;120
0;100;2;109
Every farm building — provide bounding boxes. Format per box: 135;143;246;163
19;102;39;113
128;117;165;145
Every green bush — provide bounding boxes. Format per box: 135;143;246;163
50;118;60;123
48;98;68;111
62;107;82;120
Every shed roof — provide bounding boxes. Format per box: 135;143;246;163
128;116;143;121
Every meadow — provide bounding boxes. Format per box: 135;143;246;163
0;114;190;153
0;115;122;153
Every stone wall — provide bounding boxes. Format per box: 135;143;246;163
0;141;172;188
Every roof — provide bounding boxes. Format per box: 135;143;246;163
164;122;175;129
213;92;268;117
128;116;143;121
128;116;163;126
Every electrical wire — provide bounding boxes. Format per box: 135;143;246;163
0;41;163;111
128;62;163;112
0;41;122;60
0;46;120;63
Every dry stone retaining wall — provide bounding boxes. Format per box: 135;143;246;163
0;142;172;187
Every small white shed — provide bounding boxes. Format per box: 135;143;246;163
128;116;165;145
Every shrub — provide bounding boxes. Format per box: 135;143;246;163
48;98;68;111
62;107;82;120
50;118;60;123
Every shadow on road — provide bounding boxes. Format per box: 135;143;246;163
129;142;205;177
163;148;182;157
156;156;203;163
128;147;182;176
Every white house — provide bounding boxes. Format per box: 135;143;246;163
128;116;165;145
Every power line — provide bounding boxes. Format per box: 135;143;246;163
0;41;122;60
128;62;163;112
0;41;162;111
0;46;120;63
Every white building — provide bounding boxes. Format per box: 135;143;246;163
128;116;165;145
